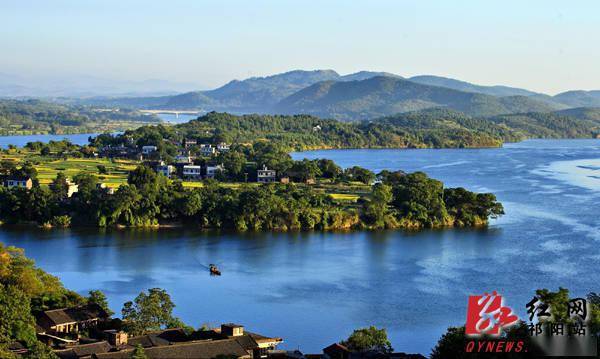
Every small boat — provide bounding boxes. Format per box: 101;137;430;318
209;264;221;276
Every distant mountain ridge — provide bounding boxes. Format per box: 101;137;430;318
274;76;561;120
409;75;540;97
45;69;600;121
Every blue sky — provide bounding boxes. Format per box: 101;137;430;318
2;0;599;94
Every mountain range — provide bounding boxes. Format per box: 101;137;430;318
10;69;600;121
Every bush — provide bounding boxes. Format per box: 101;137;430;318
50;215;71;228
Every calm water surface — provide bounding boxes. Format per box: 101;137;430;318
0;133;99;148
0;111;197;148
1;139;600;355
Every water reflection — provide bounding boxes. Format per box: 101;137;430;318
1;140;599;354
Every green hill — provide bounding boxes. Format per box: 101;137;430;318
487;111;600;139
555;107;600;122
553;90;600;108
274;76;561;121
408;75;539;97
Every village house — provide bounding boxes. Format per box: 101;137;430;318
183;165;202;180
54;341;112;359
205;164;224;179
141;145;158;155
257;166;277;183
217;142;230;152
96;183;115;195
175;154;193;163
47;323;282;359
66;179;79;197
157;164;175;178
183;138;197;148
200;144;216;156
36;303;109;336
3;177;33;189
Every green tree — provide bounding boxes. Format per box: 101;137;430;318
340;326;393;354
130;344;148;359
49;172;69;201
344;166;375;185
317;159;342;179
289;159;322;182
362;184;394;228
219;150;246;181
127;165;157;190
122;288;178;336
88;290;114;316
0;285;37;347
392;172;448;227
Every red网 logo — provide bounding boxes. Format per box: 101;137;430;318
465;291;519;336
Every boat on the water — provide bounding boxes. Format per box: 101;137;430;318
209;264;221;276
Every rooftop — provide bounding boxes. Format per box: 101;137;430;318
92;338;250;359
40;303;109;326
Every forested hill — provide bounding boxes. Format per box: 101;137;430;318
114;109;599;152
153;111;505;149
0;99;160;135
63;70;600;122
273;76;562;121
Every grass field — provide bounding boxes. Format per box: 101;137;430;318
1;151;369;202
1;151;137;187
35;158;138;187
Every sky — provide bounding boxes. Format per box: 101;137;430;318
1;0;600;94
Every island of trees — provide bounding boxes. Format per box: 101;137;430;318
0;135;504;230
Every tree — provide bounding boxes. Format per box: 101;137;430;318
97;165;108;175
0;285;37;348
88;290;114;316
181;190;203;217
40;146;51;156
127;166;157;190
17;162;37;179
0;160;17;176
340;326;393;354
344;166;375;185
362;184;393;228
219;150;246;181
130;344;148;359
318;159;342;179
289;159;322;182
122;288;178;336
392;172;448;227
49;172;69;201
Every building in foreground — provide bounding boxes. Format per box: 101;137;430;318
36;303;109;336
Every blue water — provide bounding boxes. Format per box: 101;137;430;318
157;113;199;124
0;133;99;148
0;112;195;148
1;139;600;355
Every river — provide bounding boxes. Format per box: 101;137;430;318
0;139;599;355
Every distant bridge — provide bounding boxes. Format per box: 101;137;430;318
140;110;204;118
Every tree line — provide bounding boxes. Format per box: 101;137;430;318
0;158;503;230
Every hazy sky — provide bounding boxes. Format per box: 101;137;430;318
2;0;599;94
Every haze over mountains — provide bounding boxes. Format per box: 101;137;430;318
4;69;600;121
0;73;199;98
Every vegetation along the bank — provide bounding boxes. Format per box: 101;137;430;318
0;137;503;230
